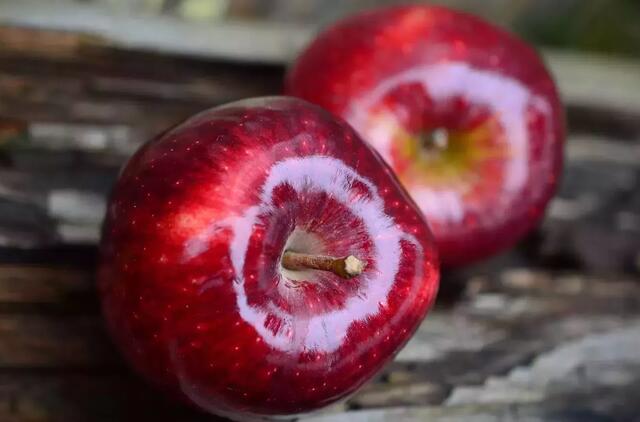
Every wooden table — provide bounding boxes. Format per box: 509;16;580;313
1;21;639;422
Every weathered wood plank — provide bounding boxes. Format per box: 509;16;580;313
0;5;638;420
550;51;640;115
0;267;637;420
349;382;447;409
0;15;637;258
0;315;116;369
311;324;640;421
3;131;638;276
1;2;639;113
0;1;309;65
0;265;91;306
0;373;214;422
0;268;637;374
445;322;640;406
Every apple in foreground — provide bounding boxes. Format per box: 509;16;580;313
98;97;439;420
286;5;565;267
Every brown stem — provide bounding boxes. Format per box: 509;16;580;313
281;251;366;279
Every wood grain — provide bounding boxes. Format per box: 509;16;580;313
0;11;638;421
2;1;640;113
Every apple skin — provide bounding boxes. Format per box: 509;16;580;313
285;5;565;267
98;97;439;419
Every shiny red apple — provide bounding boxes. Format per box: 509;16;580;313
286;5;565;267
98;97;439;420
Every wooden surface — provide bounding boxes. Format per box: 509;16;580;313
0;21;640;422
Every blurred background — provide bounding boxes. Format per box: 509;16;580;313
4;0;640;57
0;1;639;421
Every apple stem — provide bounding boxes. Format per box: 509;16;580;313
281;251;366;279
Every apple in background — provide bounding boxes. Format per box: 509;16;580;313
98;97;439;420
286;5;565;267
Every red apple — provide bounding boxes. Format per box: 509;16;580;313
286;5;565;267
98;97;439;419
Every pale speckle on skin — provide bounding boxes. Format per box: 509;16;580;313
182;155;422;354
